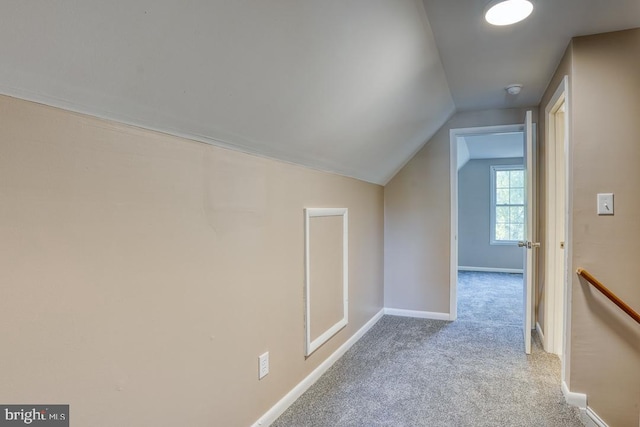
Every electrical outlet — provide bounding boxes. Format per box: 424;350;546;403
258;352;269;379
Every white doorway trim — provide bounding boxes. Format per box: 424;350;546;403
544;75;572;382
449;123;525;321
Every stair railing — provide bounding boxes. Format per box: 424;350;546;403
576;268;640;324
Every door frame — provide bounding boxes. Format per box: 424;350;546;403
449;123;528;321
543;76;572;381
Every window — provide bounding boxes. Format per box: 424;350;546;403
490;165;525;244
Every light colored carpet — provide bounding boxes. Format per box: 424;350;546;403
272;271;583;427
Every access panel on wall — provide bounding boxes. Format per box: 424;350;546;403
304;208;348;356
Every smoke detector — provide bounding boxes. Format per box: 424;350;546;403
505;84;523;95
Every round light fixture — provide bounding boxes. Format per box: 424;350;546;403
505;84;523;95
485;0;533;26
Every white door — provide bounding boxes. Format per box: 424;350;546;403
520;110;537;354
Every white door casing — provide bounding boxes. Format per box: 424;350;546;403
521;110;536;355
543;75;571;380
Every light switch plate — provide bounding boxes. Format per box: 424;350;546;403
597;193;614;215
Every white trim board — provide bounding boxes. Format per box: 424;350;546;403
544;75;572;372
304;208;349;357
562;381;587;408
251;309;384;427
458;266;524;274
384;308;451;321
581;408;609;427
560;380;611;427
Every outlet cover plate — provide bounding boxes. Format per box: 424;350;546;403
258;352;269;379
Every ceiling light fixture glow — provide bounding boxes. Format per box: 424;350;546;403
485;0;533;26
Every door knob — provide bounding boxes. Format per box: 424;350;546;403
518;241;541;249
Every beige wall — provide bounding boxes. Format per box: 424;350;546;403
0;95;384;426
569;29;640;427
384;107;534;313
308;215;344;341
539;29;640;427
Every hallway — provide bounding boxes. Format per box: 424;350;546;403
273;272;583;426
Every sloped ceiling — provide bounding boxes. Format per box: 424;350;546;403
0;0;454;185
456;132;523;170
2;1;638;184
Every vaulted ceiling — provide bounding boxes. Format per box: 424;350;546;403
1;1;638;184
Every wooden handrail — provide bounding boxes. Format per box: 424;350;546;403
576;268;640;324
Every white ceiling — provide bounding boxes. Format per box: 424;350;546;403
422;0;640;111
0;1;638;184
0;0;454;185
456;132;523;170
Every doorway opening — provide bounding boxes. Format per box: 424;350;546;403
455;130;525;328
454;129;525;328
450;114;536;354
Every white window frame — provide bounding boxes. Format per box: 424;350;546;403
490;165;525;245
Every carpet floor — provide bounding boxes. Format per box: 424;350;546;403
272;271;583;427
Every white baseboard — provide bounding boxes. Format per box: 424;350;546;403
383;307;451;321
578;407;609;427
562;381;587;408
561;381;611;427
582;407;608;427
251;308;384;427
458;266;524;274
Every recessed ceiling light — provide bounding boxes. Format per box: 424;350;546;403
485;0;533;26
